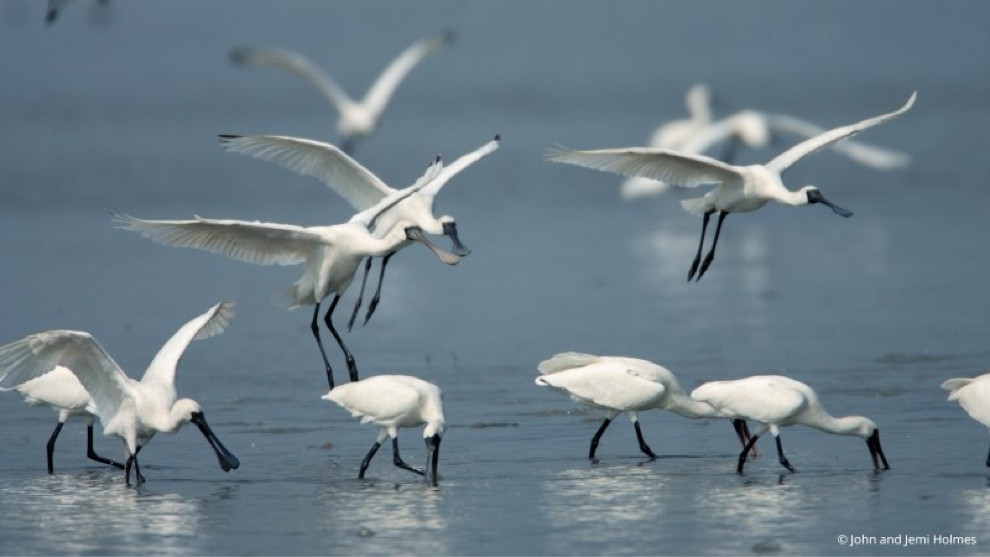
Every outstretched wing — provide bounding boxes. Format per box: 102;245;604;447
361;31;455;118
142;301;235;387
766;92;916;175
229;46;354;112
766;113;911;170
547;147;741;188
219;134;393;210
0;330;133;423
112;211;324;267
420;135;500;198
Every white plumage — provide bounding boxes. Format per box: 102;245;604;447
0;302;240;485
323;374;444;485
941;374;990;467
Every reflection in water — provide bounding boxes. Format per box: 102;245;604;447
0;472;203;555
959;483;990;537
317;481;449;555
540;465;669;555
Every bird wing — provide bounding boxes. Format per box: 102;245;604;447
537;352;602;374
323;376;421;425
765;92;916;175
348;174;433;229
360;31;454;118
0;330;134;423
420;135;500;198
537;362;667;411
15;366;92;412
691;376;807;424
141;301;235;387
546;147;741;188
112;211;325;266
219;134;393;210
229;46;355;112
943;375;990;426
765;113;911;170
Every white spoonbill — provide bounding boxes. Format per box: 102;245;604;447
219;133;500;328
112;172;460;391
0;302;240;485
323;374;444;485
548;92;916;281
691;375;889;474
535;352;756;460
230;31;454;153
941;374;990;467
620;83;714;199
3;366;122;473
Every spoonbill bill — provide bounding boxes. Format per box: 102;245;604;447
691;375;889;474
548;92;916;281
535;353;755;460
323;374;444;485
230;31;454;153
0;302;240;485
941;374;990;467
3;366;122;473
112;172;459;390
219;133;499;328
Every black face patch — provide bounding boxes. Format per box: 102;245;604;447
806;189;824;204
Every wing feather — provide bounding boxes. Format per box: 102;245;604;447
547;147;741;188
229;47;354;112
362;31;454;118
142;301;235;386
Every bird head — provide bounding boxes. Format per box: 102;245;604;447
801;186;854;217
404;224;460;265
439;216;471;256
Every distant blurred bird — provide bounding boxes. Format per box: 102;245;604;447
4;365;122;473
113;168;460;391
535;352;756;460
45;0;109;25
230;31;455;153
0;302;240;485
323;374;444;485
691;375;889;473
620;85;911;199
941;374;990;467
549;92;916;281
219;133;499;328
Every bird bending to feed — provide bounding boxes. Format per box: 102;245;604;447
323;374;444;485
548;92;916;281
941;374;990;467
535;352;756;460
230;31;455;153
3;366;123;473
112;170;460;391
0;302;240;485
219;133;500;329
691;375;889;474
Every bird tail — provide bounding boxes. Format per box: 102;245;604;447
271;283;304;310
941;378;972;400
680;196;711;216
537;352;600;375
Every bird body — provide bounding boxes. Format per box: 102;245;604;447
0;302;240;484
691;375;888;473
323;374;444;484
941;374;990;466
230;31;454;151
536;353;753;460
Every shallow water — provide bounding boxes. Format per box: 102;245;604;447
2;1;990;555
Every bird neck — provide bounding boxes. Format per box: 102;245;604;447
665;393;721;419
809;414;869;438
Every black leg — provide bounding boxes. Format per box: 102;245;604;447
358;441;382;479
347;257;373;332
45;422;65;474
696;211;728;281
731;419;760;458
775;435;796;473
392;437;425;476
86;424;124;469
324;295;358;382
363;252;395;326
133;446;145;484
125;454;134;486
687;210;715;281
737;433;761;474
985;441;989;468
589;418;612;459
310;302;334;390
633;421;658;460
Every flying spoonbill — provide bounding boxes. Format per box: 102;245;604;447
323;374;444;485
691;375;889;474
230;31;454;153
219;133;499;328
535;353;756;460
2;366;122;473
113;170;460;390
941;374;990;467
548;92;916;281
0;302;240;485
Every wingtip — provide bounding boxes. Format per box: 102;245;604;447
494;133;501;142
